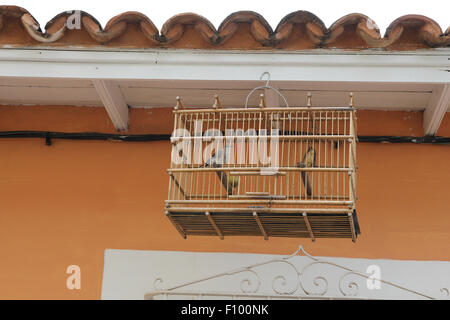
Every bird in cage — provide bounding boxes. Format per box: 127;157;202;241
218;172;238;195
228;176;240;189
297;146;316;197
204;149;239;195
204;148;224;167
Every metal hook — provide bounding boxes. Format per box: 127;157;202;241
244;72;289;109
260;71;271;87
174;96;184;110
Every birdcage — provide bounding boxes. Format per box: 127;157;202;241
165;76;360;241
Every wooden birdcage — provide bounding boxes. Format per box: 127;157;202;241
165;80;360;241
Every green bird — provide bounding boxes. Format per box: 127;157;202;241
217;174;239;195
297;146;316;197
204;150;238;195
228;176;240;189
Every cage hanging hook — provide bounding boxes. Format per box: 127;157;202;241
244;72;289;109
260;71;271;87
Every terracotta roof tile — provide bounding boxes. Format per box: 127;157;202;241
0;5;448;50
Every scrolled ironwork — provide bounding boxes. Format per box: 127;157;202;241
298;261;330;296
338;271;361;297
268;260;300;295
148;244;447;300
238;269;261;293
153;277;165;291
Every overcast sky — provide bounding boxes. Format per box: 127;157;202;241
8;0;449;35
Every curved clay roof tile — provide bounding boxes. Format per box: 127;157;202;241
218;11;273;46
82;15;126;44
0;5;30;19
385;15;448;47
324;13;378;45
22;13;66;43
161;13;218;44
0;6;66;43
44;11;104;43
274;11;327;45
0;6;447;50
104;11;160;44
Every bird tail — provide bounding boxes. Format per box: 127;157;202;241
297;146;316;197
216;171;233;195
298;162;313;197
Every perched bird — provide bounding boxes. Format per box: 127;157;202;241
227;176;240;189
204;149;237;195
213;171;237;195
204;149;225;168
297;146;316;197
302;146;316;167
215;172;239;195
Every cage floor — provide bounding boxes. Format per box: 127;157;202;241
166;210;360;241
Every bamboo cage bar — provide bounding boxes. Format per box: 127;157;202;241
165;92;359;241
303;212;316;242
169;172;186;197
205;212;224;240
170;135;354;142
166;207;354;214
169;167;352;172
184;195;352;200
174;106;356;113
229;171;287;176
253;212;269;240
348;212;357;242
167;199;353;205
229;195;287;200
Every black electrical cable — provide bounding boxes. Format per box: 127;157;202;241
0;131;171;145
0;131;449;145
358;136;450;144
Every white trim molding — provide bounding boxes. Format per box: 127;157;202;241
0;48;449;83
92;80;129;131
424;84;450;136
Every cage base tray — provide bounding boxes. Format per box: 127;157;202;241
166;210;360;242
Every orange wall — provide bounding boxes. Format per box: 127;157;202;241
0;106;449;299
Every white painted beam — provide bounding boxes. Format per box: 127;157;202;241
92;80;129;131
423;84;450;136
0;49;448;83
